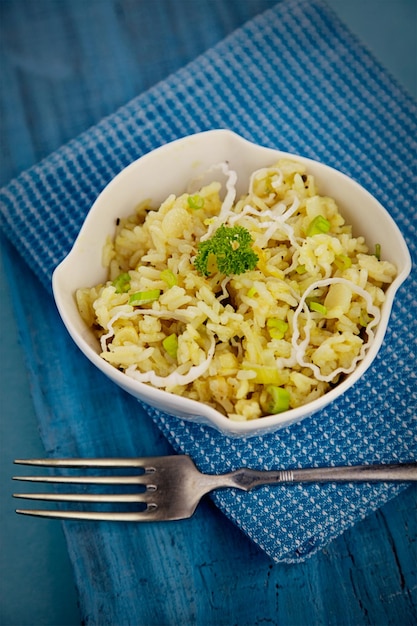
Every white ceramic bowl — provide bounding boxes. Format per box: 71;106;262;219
52;130;411;437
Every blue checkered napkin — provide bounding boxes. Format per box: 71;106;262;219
0;0;416;562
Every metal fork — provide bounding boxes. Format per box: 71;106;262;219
13;456;417;522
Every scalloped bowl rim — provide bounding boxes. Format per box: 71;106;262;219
52;130;412;437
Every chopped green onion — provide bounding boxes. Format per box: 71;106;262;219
306;215;330;237
374;243;381;261
265;385;290;414
160;269;178;288
247;286;258;298
246;366;286;385
267;318;288;330
112;272;131;294
269;328;286;340
162;333;178;359
360;311;371;327
334;254;352;271
129;289;161;306
187;194;205;210
295;264;307;275
267;318;289;340
264;175;274;194
309;301;327;315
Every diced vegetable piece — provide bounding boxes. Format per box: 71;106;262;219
374;243;381;260
162;333;178;359
334;254;352;270
309;301;327;315
160;269;178;288
306;215;330;237
247;366;287;385
265;385;290;414
267;318;289;340
269;328;286;340
360;311;371;327
112;272;131;293
324;282;352;318
295;264;307;274
129;289;161;306
187;194;205;210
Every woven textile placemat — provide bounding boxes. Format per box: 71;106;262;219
1;0;416;563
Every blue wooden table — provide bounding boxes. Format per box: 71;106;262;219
0;1;416;625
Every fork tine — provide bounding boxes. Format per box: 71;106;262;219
15;509;159;522
14;457;160;468
13;474;155;485
13;492;154;503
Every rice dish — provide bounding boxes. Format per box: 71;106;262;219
76;159;397;421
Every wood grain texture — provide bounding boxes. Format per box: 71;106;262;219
0;1;416;625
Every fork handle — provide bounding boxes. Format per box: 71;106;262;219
224;462;417;492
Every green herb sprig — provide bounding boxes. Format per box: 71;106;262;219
194;224;259;277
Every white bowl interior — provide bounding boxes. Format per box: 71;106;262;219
52;130;411;436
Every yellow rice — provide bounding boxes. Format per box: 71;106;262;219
76;159;396;420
